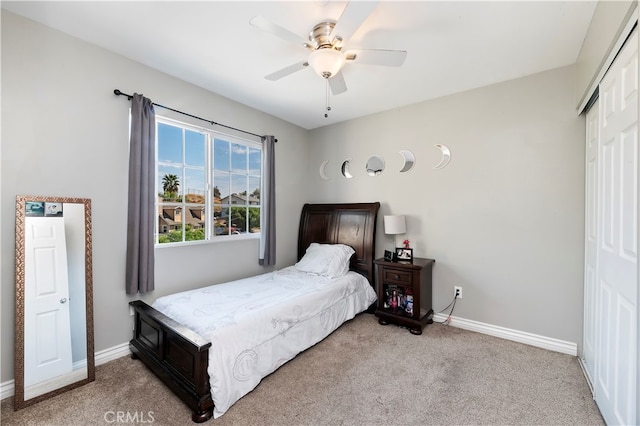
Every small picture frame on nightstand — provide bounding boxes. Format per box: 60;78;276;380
384;250;394;262
395;247;413;263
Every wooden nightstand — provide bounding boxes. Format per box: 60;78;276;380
374;257;435;335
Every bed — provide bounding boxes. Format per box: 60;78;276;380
129;202;380;422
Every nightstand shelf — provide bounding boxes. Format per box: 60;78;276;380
374;257;435;335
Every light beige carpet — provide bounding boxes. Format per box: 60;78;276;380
1;314;603;425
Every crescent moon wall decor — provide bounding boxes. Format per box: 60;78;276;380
319;160;330;180
398;150;415;173
433;144;451;169
341;159;354;179
365;155;385;176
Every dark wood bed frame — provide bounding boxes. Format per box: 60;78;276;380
129;202;380;422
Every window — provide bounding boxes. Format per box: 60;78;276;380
155;116;262;245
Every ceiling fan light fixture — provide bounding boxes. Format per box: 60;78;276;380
308;48;345;79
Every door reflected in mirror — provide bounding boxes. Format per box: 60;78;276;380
14;195;94;410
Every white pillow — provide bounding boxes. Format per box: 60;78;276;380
294;243;355;278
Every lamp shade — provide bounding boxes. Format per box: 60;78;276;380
384;215;406;235
308;48;345;78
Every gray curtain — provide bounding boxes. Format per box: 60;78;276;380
259;135;276;266
126;94;156;294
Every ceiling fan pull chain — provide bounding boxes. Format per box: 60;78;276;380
324;78;331;118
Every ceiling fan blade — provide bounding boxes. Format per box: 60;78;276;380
250;15;311;49
330;1;378;45
265;60;309;81
345;49;407;66
329;71;348;95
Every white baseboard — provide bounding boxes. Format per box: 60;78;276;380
95;342;131;365
432;313;578;356
1;342;131;401
1;380;14;401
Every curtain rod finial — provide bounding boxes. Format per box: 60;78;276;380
114;89;133;100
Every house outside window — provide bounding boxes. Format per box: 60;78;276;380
156;116;262;245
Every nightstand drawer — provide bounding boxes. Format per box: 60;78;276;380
382;268;412;285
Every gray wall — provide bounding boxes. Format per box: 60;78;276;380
1;11;310;382
308;65;586;345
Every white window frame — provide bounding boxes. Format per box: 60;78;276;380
155;115;262;246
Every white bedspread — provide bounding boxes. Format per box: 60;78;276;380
152;266;377;418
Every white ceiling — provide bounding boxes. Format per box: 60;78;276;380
2;1;597;130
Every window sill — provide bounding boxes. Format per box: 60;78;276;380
155;232;260;248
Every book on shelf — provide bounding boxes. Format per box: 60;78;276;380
383;285;414;315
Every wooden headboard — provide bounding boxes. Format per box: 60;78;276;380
297;202;380;285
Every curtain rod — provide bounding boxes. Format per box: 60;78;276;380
113;89;276;142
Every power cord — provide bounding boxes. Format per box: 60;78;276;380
433;293;457;325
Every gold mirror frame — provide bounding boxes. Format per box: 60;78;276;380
14;195;95;410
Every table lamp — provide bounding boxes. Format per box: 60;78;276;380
384;214;406;250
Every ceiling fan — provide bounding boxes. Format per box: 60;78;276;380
250;1;407;103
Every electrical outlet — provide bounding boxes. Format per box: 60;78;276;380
454;286;462;299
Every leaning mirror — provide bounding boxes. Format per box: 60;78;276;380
14;195;94;410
